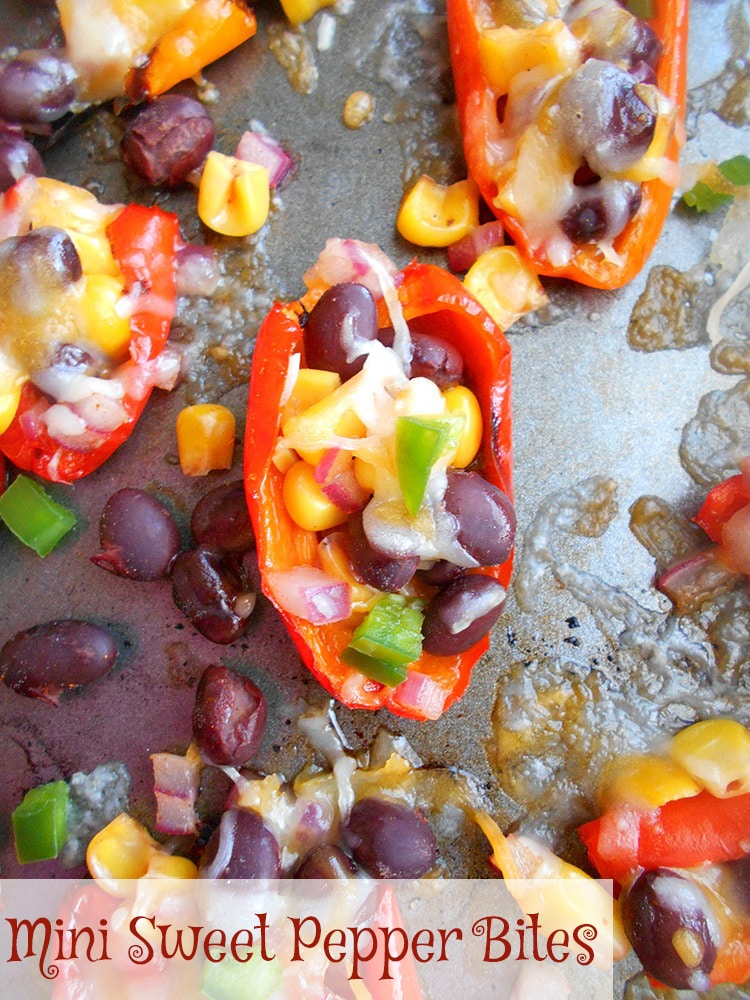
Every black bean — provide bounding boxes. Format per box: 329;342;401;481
303;282;378;379
0;50;77;123
191;481;254;554
377;329;464;388
192;664;266;767
0;132;44;192
171;546;255;644
418;560;464;587
342;798;436;878
121;95;215;187
422;574;506;655
0;620;118;704
199;809;280;879
628;20;662;71
621;869;718;991
0;226;81;286
444;469;516;566
558;60;656;175
295;844;357;879
561;199;608;244
51;343;96;372
347;511;418;592
726;856;750;914
91;488;181;581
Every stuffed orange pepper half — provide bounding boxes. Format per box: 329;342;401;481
447;0;687;288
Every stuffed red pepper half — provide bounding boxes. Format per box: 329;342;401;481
0;176;181;483
447;0;687;288
579;719;750;991
245;238;514;720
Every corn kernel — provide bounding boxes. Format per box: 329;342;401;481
283;460;349;532
86;813;158;883
464;245;548;330
198;151;269;237
280;368;342;426
598;753;702;812
353;456;377;493
79;274;131;359
617;103;676;183
146;852;198;879
176;403;235;476
443;385;482;468
279;0;336;25
478;21;581;94
282;379;367;467
272;438;299;474
397;175;479;248
669;719;750;798
0;378;25;435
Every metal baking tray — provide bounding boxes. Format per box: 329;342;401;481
1;1;749;991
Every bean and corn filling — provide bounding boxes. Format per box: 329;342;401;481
472;0;677;266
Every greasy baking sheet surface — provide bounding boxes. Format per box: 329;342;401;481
1;4;749;994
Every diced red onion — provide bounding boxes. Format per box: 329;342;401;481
293;798;334;851
720;504;750;575
656;549;744;613
302;237;398;300
447;221;506;273
175;243;220;297
34;364;125;404
235;130;294;188
120;347;182;400
17;396;47;438
266;566;352;624
393;672;448;721
71;393;127;433
151;751;201;836
200;809;236;878
314;447;369;513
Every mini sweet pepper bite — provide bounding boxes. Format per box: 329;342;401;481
446;0;687;288
0;176;182;483
579;719;750;991
57;0;257;105
245;238;515;720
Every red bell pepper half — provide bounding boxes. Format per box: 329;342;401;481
446;0;688;288
578;790;750;886
0;201;179;483
244;260;513;720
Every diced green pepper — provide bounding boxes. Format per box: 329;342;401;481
12;780;70;864
200;955;282;1000
0;474;76;556
717;154;750;187
395;415;462;515
626;0;654;17
682;181;733;214
342;595;423;687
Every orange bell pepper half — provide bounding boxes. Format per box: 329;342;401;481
244;260;513;720
446;0;688;288
125;0;257;103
